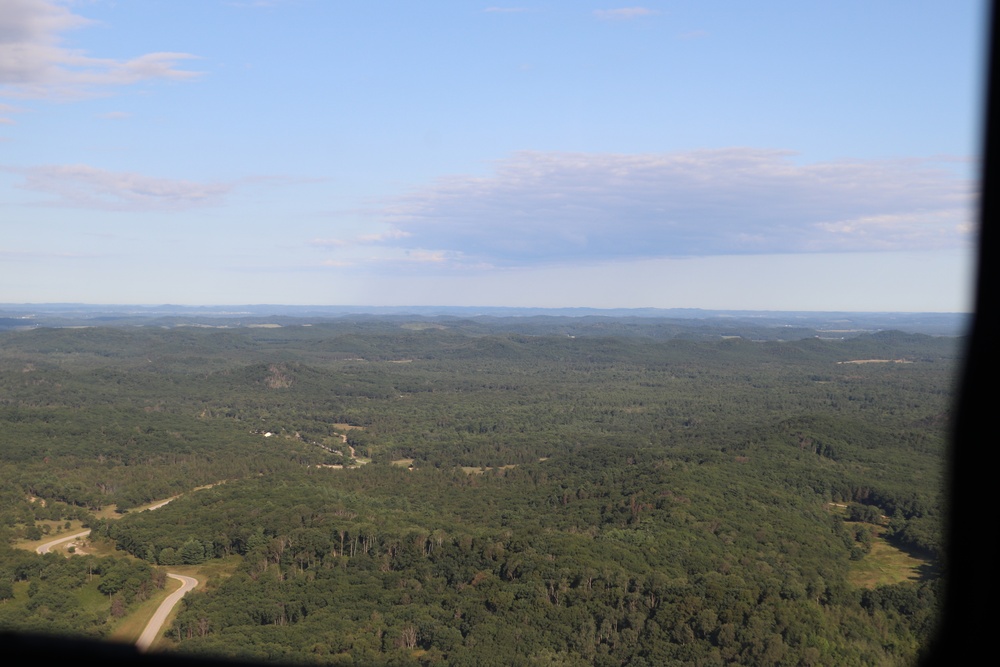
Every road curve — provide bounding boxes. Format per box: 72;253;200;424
35;529;91;555
144;497;177;511
136;573;198;652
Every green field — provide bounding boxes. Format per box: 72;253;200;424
848;524;937;589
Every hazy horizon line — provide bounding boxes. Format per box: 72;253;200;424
0;303;971;316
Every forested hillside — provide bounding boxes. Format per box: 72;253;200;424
0;323;957;665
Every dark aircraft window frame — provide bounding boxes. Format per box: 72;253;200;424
925;1;998;661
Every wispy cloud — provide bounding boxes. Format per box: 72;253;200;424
363;149;973;268
594;7;658;21
8;164;231;210
226;1;298;8
98;111;131;120
0;248;99;260
309;229;411;248
0;102;25;124
0;0;200;100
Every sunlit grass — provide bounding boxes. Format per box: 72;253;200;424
847;524;936;588
82;535;122;558
460;464;518;475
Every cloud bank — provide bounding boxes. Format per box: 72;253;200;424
0;0;199;99
354;149;973;268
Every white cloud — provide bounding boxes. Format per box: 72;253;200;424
358;229;411;243
0;0;199;99
403;250;447;264
98;110;130;120
594;8;657;21
9;164;231;210
366;149;974;268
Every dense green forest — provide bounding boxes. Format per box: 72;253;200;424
0;321;957;665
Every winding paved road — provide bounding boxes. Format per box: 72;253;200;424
136;573;198;652
32;496;196;651
35;529;91;554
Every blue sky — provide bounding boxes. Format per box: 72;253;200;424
0;1;986;311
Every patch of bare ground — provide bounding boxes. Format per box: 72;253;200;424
401;323;446;331
265;364;293;388
460;464;519;475
837;359;914;364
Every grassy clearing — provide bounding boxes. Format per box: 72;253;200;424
460;465;518;475
391;458;415;468
82;535;124;558
73;579;109;610
826;504;936;589
190;555;242;582
94;504;123;520
847;524;936;589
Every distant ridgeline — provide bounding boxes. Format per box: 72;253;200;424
0;303;969;337
0;321;956;664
